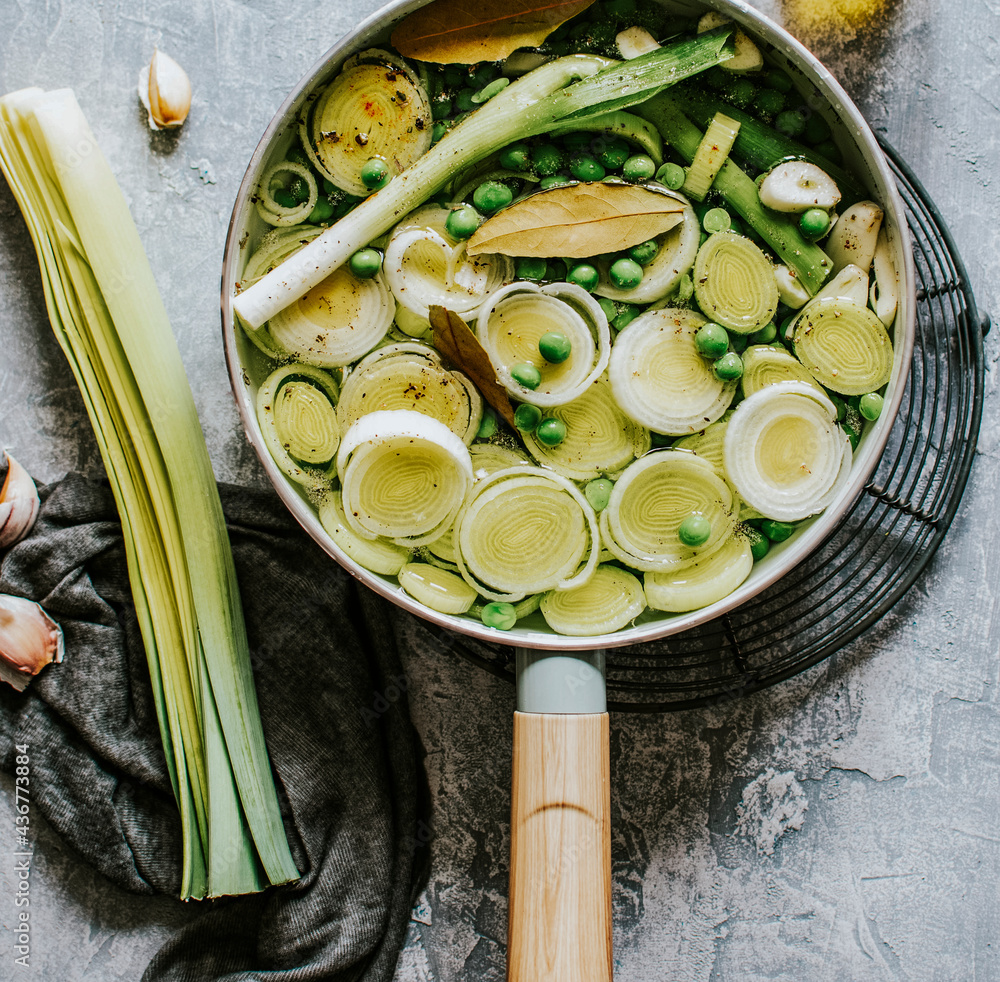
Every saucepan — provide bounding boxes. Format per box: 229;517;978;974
221;1;914;976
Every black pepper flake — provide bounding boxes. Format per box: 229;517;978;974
355;133;369;146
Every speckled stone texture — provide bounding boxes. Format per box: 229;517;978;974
1;1;998;979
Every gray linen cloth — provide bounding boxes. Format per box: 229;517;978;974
0;474;430;981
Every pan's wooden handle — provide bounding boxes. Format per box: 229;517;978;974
507;711;612;982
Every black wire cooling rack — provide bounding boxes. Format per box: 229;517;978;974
439;140;989;712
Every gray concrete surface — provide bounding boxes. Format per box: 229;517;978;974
1;1;998;979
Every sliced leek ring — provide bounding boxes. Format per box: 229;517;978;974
318;490;412;576
257;363;341;489
644;534;753;612
595;202;700;304
600;450;739;572
540;564;646;636
671;411;733;476
469;442;531;479
521;376;651;481
740;344;827;399
266;263;394;367
302;49;432;197
455;465;600;602
384;205;513;321
477;281;611;408
792;297;893;395
254;160;318;227
723;380;853;522
336;342;482;445
337;410;473;546
694;231;778;334
398;562;478;615
608;306;737;435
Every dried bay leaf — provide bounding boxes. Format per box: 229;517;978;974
466;182;687;258
391;0;596;64
429;305;517;428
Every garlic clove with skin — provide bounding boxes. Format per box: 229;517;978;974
0;595;64;692
0;453;40;549
138;48;191;130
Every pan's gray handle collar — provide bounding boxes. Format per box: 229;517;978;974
515;647;607;714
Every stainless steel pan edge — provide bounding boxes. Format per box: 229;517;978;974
220;0;916;654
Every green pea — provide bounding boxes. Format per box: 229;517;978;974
431;121;449;143
539;331;572;364
472;78;510;104
804;112;832;145
799;207;831;241
570;154;606;182
612;304;641;331
477;409;497;440
695;322;729;359
511;363;542;389
763;69;793;93
473;180;513;214
655;161;686;190
744;525;770;562
546;259;568;281
728;331;748;354
539;174;574;190
713;351;744;381
585;478;615;511
536;418;568;447
514;403;542;431
761;519;796;543
285;146;311;167
446;204;482;239
748;322;778;345
814;139;842;165
481;601;517;630
567;263;599;291
678;513;711;547
272;187;297;209
755;88;786;118
702;207;732;234
597;297;618;322
859;392;883;421
360;157;391;190
516;256;548;281
609;257;643;289
308;196;335;224
599;138;630;170
622;154;656;182
468;62;499;86
627;240;659;266
727;77;757;109
532;143;564;176
322;177;338;195
776;108;808;138
431;97;453;120
348;247;382;278
442;67;464;88
499;142;531;170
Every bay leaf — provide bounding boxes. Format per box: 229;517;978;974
466;182;687;259
429;305;517;429
391;0;596;65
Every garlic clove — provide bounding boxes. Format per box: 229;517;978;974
0;453;40;549
0;595;64;692
138;48;191;131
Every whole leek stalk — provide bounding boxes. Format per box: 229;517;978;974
0;88;299;900
234;28;735;331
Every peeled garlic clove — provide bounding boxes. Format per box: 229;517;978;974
758;161;842;213
0;595;64;692
0;453;40;549
138;48;191;130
